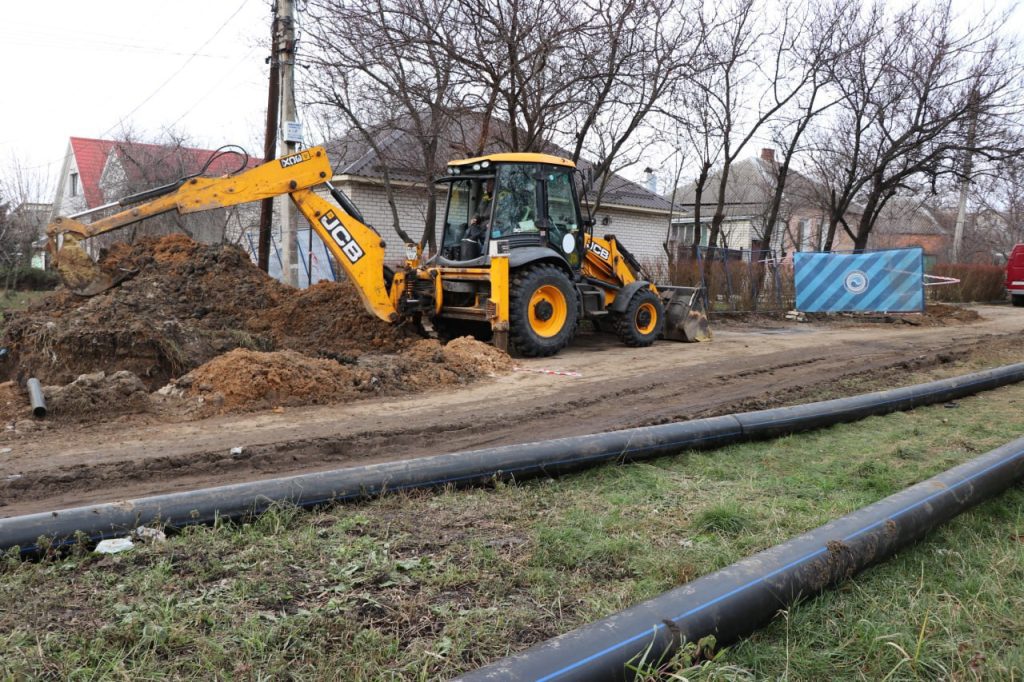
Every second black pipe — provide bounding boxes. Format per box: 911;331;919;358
2;362;1024;554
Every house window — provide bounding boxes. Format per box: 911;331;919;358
670;223;703;248
69;172;79;197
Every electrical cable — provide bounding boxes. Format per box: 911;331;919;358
97;0;253;140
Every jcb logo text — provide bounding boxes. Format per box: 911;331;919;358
588;242;610;260
320;212;365;263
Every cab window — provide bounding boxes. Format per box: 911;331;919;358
545;171;580;234
443;180;472;249
492;164;539;238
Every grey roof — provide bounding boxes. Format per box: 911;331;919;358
324;116;671;213
871;195;951;236
667;156;845;218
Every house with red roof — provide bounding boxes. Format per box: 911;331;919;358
50;137;261;250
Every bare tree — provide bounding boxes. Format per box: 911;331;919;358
0;155;55;287
808;1;1024;252
700;0;821;248
758;0;854;252
564;0;703;209
968;151;1024;262
303;0;473;253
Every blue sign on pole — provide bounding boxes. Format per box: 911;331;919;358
794;248;924;313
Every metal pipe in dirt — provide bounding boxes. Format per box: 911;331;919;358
26;378;46;419
457;434;1024;682
2;363;1024;556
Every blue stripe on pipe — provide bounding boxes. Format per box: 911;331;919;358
532;442;1024;681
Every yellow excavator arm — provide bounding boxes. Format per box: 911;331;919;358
45;146;400;322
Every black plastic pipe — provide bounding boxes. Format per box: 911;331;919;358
2;362;1024;555
458;433;1024;682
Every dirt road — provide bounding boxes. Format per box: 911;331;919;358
3;305;1023;517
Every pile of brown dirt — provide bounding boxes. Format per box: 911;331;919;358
0;381;30;424
247;280;422;357
0;235;421;390
920;303;982;324
177;349;372;411
178;338;512;414
43;371;151;420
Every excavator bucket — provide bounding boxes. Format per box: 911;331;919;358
50;233;124;297
658;286;711;342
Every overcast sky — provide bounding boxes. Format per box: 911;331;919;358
1;0;1018;201
1;0;271;196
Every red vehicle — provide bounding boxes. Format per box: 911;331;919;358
1009;244;1024;307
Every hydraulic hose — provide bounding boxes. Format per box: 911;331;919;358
2;362;1023;555
458;433;1024;682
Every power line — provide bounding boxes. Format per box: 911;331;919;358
96;0;253;140
166;46;261;130
16;0;253;172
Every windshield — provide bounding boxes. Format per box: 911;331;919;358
491;164;540;238
442;176;496;257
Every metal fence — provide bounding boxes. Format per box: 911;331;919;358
666;247;795;313
242;228;339;288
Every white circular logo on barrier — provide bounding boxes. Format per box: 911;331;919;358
844;269;869;294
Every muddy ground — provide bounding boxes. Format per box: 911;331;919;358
3;304;1023;518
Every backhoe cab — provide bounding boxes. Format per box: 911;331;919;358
422;152;710;356
45;146;708;358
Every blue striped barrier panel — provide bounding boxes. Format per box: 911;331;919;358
794;248;924;313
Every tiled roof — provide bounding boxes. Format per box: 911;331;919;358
70;137;259;209
69;137;117;208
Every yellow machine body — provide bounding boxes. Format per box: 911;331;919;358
45;147;708;357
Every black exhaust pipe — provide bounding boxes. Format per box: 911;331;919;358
2;363;1024;555
457;434;1024;681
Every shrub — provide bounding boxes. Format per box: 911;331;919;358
0;267;61;291
929;263;1006;302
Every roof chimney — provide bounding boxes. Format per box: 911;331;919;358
760;148;776;163
643;166;657;194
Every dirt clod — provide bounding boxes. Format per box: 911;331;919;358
44;371;152;420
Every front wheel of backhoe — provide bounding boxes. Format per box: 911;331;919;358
509;264;578;357
613;288;664;347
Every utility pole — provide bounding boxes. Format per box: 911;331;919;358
278;0;300;286
257;4;280;273
953;89;979;264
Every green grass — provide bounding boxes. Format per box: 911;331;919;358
2;370;1024;679
0;289;48;313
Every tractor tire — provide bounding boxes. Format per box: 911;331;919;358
1013;294;1024;307
433;317;494;343
613;288;665;347
509;263;579;357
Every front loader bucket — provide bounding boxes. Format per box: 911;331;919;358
658;286;711;342
51;233;128;297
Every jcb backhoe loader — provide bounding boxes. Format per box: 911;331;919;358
46;146;709;356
